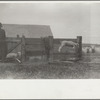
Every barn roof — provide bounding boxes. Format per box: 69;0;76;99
2;24;53;38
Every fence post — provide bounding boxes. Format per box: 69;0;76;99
21;35;26;62
45;37;49;61
17;34;20;38
49;36;53;62
41;37;45;61
77;36;82;59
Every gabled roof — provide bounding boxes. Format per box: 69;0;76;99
2;24;53;38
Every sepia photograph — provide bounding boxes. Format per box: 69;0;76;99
0;1;100;79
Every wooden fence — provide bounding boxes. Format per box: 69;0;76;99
51;36;82;61
6;35;82;62
6;37;21;54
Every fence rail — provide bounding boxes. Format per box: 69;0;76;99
6;35;82;62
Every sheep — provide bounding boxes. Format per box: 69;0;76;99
90;45;95;53
6;52;21;63
58;40;79;52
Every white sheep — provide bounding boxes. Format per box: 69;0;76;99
6;52;21;63
58;40;79;52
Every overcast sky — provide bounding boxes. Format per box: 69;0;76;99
0;2;100;44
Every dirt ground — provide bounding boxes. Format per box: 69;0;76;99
0;57;100;79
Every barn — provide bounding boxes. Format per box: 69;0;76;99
3;24;53;38
2;24;53;54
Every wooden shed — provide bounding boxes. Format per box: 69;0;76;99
3;24;53;38
2;24;53;54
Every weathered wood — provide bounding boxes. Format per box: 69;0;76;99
6;36;82;62
26;51;45;56
25;38;42;45
41;37;45;61
48;36;53;62
21;35;26;62
6;37;21;41
17;34;20;38
7;37;21;53
52;36;82;61
8;41;21;53
43;37;50;61
6;39;21;43
25;44;44;51
54;38;77;44
77;36;82;59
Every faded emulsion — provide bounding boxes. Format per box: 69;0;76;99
0;3;100;79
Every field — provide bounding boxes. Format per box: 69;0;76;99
0;49;100;79
0;56;100;79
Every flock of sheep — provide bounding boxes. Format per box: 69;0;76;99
82;46;95;54
82;45;100;54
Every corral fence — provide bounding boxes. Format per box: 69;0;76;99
53;36;82;61
6;35;82;63
6;35;21;54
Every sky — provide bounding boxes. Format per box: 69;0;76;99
0;2;100;44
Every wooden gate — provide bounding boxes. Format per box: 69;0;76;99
21;36;82;62
53;36;82;61
6;35;82;62
6;36;22;54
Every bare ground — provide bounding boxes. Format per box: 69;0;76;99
0;60;99;79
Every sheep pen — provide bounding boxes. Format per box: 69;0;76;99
0;36;100;79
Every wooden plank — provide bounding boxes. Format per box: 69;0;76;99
54;38;77;44
26;42;44;45
26;45;44;51
6;40;21;43
49;36;53;62
7;41;21;53
53;52;76;55
26;51;45;56
25;38;42;45
7;36;21;53
6;37;21;41
77;36;82;59
21;35;26;62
